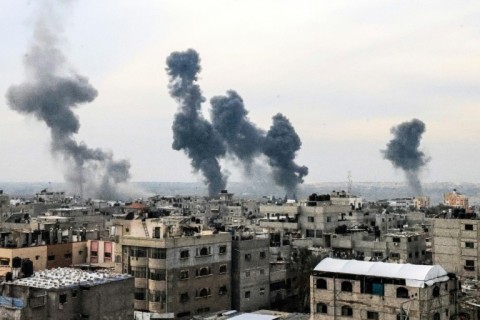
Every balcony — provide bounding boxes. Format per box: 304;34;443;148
130;257;147;267
148;280;166;291
148;258;166;269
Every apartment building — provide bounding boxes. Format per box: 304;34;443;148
444;189;469;209
113;217;231;319
0;268;133;319
432;218;480;279
311;258;457;320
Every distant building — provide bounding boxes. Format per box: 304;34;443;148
444;189;469;209
311;258;457;320
413;196;430;209
0;268;133;319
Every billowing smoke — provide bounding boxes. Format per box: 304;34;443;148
210;90;265;169
264;114;309;195
166;49;227;196
166;49;308;197
382;119;429;195
6;10;130;200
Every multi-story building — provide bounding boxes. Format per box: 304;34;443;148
311;258;457;320
87;239;115;268
413;196;430;210
232;235;270;312
0;267;133;319
444;189;469;209
432;218;480;279
113;217;232;319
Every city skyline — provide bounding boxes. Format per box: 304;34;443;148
1;1;480;188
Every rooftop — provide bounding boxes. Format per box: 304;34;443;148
12;267;130;290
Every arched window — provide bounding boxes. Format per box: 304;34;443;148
198;288;210;297
433;313;440;320
397;287;409;298
341;305;353;317
341;281;352;292
432;286;440;297
316;278;327;289
316;303;327;314
200;247;209;256
199;267;210;276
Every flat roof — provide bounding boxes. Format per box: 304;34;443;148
12;267;131;290
314;258;449;288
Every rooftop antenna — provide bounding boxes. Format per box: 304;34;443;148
347;171;352;194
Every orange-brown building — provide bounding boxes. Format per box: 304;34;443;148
444;189;469;209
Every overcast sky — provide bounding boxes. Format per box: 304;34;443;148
1;0;480;186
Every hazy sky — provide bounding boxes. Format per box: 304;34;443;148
1;0;480;186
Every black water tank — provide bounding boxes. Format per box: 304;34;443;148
12;257;21;268
5;272;12;282
21;259;33;278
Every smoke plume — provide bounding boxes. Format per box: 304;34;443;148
382;119;429;195
166;49;309;196
166;49;227;196
210;90;265;169
6;10;130;199
263;114;309;196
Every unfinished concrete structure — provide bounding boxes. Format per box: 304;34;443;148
311;258;458;320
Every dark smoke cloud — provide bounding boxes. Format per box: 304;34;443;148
382;118;429;195
210;90;265;169
263;113;309;196
166;49;309;196
6;12;130;200
166;49;227;196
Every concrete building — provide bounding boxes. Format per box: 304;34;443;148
0;267;133;319
432;218;480;279
311;258;458;320
444;189;469;209
413;196;430;210
232;235;270;312
86;239;115;269
113;217;232;319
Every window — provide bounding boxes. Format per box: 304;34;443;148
48;255;55;261
393;237;400;243
91;251;98;257
260;251;266;259
150;248;166;259
177;311;191;317
133;267;147;278
134;289;146;300
180;292;189;303
367;311;379;320
196;288;210;298
465;260;475;271
327;217;331;222
219;245;227;255
433;313;440;320
308;216;314;222
466;242;475;249
465;224;474;231
397;287;409;298
341;281;352;292
149;290;166;303
259;287;265;295
245;291;250;299
260;268;265;275
197;267;211;277
316;279;327;289
130;247;146;258
197;307;210;314
245;254;252;261
341;306;353;317
59;294;67;304
180;250;189;259
153;227;161;239
180;270;189;280
104;252;111;258
197;247;210;256
115;255;121;263
432;286;440;298
219;285;228;295
306;229;315;238
219;265;227;274
316;303;327;314
391;253;400;259
149;270;166;281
